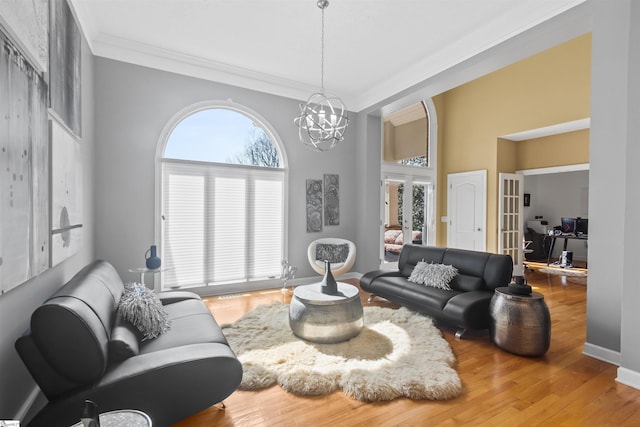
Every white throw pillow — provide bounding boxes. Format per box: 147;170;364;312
408;261;458;290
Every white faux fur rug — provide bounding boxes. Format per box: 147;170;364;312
221;303;462;402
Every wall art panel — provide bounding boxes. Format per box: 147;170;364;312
0;30;49;294
50;118;83;266
49;0;81;137
324;173;339;226
0;0;49;72
306;179;323;233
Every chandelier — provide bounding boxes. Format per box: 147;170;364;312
294;0;349;152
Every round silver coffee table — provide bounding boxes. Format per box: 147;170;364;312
70;409;152;427
289;282;363;343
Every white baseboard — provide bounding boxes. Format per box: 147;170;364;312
616;367;640;390
583;342;621;366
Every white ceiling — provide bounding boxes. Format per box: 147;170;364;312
69;0;586;112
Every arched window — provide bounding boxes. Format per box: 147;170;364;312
159;102;286;291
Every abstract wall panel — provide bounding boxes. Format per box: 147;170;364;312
324;174;339;226
50;118;83;266
306;179;323;232
0;30;49;294
49;0;81;137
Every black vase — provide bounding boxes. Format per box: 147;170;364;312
320;260;338;295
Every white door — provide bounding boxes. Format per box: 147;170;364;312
498;173;524;275
447;170;486;251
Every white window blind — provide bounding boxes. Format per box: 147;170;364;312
161;159;284;289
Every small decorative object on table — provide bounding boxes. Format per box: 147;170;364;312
320;260;338;295
509;275;532;295
145;245;161;269
280;260;297;294
81;399;100;427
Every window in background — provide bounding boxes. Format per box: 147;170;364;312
383;101;429;167
161;107;285;290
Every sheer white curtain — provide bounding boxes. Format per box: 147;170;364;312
161;159;284;289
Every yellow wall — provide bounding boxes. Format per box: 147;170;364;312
435;33;591;250
383;118;428;162
516;129;590;170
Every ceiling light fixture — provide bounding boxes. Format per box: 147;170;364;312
294;0;349;152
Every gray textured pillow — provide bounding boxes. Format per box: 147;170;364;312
408;261;458;290
316;243;349;264
118;283;170;340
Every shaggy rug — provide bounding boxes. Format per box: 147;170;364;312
220;303;462;402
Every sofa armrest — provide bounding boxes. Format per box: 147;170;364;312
157;290;201;305
27;343;242;427
442;291;493;330
360;269;404;290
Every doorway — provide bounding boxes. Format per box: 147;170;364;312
381;176;434;268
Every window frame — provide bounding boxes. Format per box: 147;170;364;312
155;100;289;294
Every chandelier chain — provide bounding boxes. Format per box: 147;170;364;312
294;0;349;152
320;5;325;94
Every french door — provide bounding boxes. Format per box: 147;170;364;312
381;175;434;268
498;173;524;276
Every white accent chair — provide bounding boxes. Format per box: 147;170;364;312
307;238;356;277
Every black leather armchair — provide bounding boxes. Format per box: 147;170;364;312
15;260;242;427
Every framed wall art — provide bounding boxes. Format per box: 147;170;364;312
50;118;83;266
49;0;81;137
0;29;49;294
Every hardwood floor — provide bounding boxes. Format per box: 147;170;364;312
174;264;640;426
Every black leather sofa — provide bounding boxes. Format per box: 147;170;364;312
15;260;242;427
361;245;513;338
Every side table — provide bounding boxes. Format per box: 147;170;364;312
70;409;152;427
129;267;172;292
489;287;551;357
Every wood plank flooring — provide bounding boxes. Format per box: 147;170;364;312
174;264;640;426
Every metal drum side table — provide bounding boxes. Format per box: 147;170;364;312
289;282;363;344
489;287;551;357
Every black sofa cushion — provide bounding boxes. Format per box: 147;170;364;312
450;274;484;292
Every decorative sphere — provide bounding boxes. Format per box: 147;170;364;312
294;93;349;152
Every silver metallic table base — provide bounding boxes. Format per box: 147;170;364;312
489;287;551;357
289;282;363;344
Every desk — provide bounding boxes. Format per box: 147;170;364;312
546;234;588;265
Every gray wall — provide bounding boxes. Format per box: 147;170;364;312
620;0;640;382
0;38;95;419
586;0;640;382
93;58;359;286
524;170;589;261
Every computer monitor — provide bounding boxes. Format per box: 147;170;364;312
561;217;577;234
576;217;588;235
